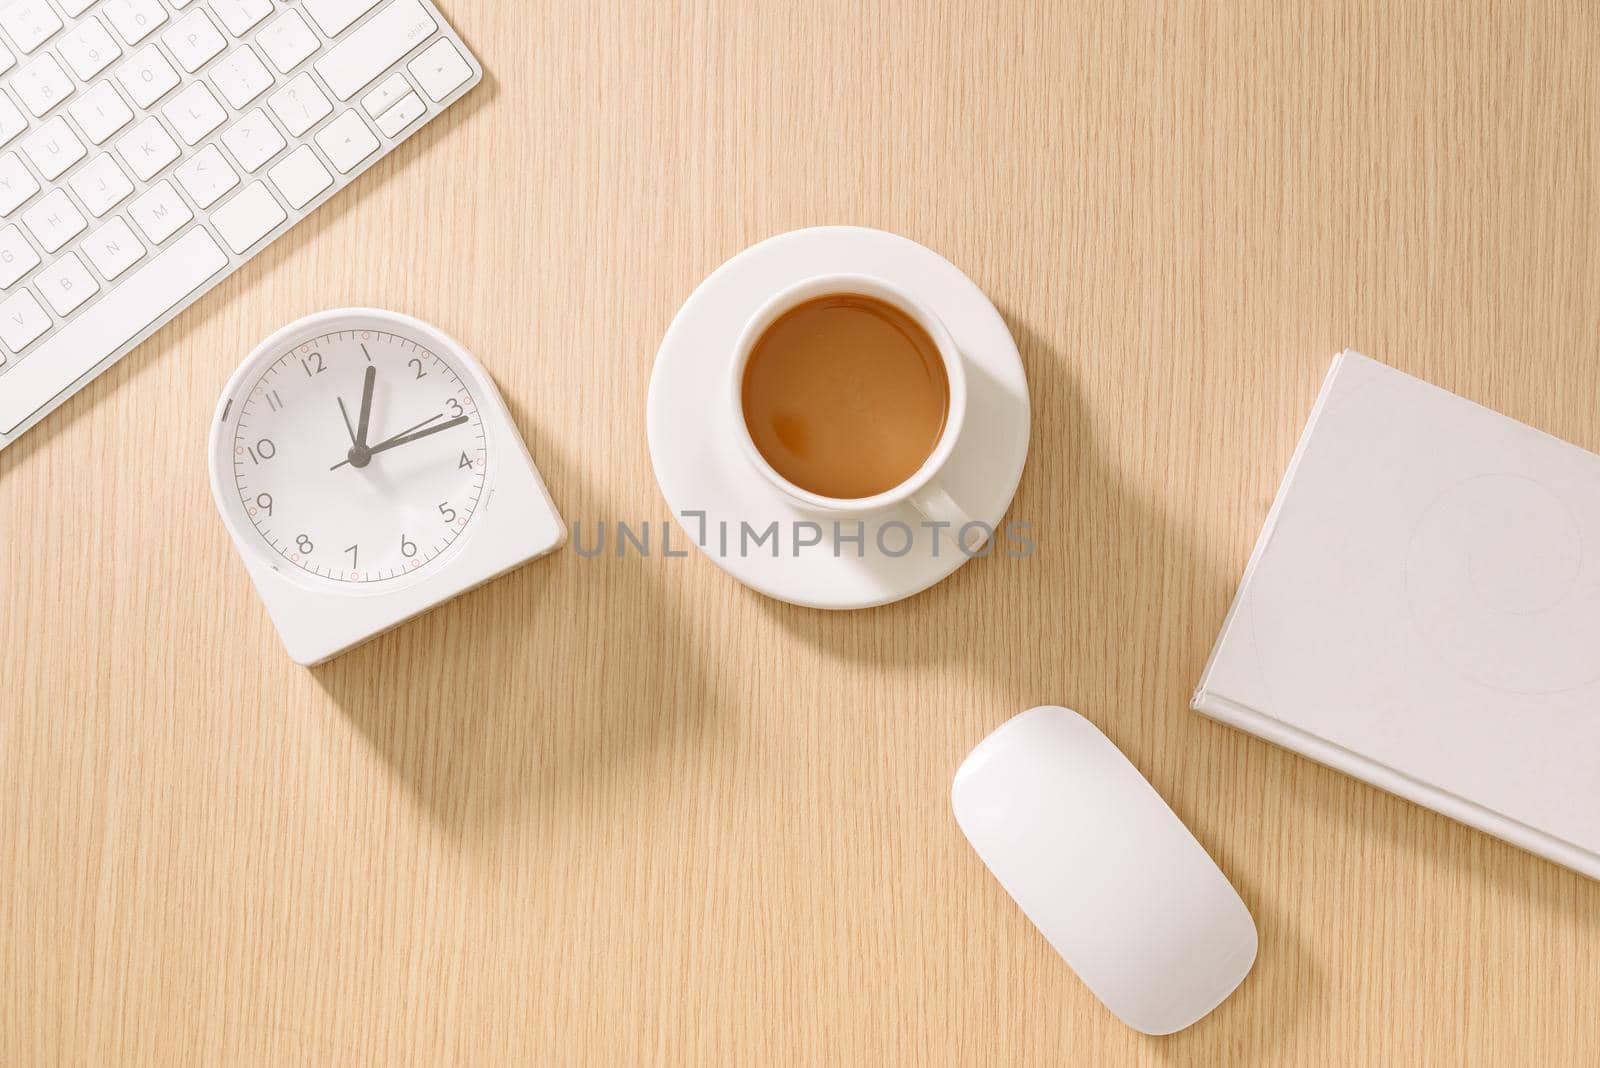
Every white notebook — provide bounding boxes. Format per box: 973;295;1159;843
1194;351;1600;879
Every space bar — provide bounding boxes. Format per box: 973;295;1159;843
0;228;228;434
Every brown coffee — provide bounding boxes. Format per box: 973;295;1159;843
740;293;949;500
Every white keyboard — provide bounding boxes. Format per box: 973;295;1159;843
0;0;481;449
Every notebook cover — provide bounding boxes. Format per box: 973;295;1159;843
1193;351;1600;879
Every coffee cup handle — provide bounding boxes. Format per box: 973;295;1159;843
910;483;989;553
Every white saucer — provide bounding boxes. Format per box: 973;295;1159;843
646;227;1031;609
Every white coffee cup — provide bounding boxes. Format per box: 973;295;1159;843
728;273;984;548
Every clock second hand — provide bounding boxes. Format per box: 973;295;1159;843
337;397;358;444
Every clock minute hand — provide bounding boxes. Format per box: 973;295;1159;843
365;413;470;456
328;413;463;471
354;365;377;447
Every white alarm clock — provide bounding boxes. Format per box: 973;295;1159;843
209;308;565;664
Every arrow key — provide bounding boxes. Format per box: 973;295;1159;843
407;39;471;103
314;110;379;174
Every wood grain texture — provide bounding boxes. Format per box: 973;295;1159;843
3;1;1599;1063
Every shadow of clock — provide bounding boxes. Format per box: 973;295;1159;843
309;396;724;848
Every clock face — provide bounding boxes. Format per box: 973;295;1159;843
228;328;489;585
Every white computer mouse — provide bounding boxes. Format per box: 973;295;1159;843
951;706;1257;1035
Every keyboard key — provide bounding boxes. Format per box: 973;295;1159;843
314;111;378;173
175;144;238;207
0;95;28;148
22;189;86;252
37;252;99;315
0;1;63;54
361;73;410;118
211;46;274;109
81;217;146;279
0;228;228;432
408;39;471;102
210;0;273;37
128;180;192;243
103;0;169;46
58;16;123;80
315;0;437;101
68;154;135;216
69;82;135;145
0;225;40;288
256;12;318;74
0;40;12;77
269;73;333;137
375;91;424;137
303;0;381;37
58;0;99;18
210;182;285;253
268;145;331;209
162;10;226;73
22;117;86;181
117;45;180;108
0;289;51;352
222;108;286;172
162;83;226;145
14;54;75;116
115;117;180;181
0;153;40;215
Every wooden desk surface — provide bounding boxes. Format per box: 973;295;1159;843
4;2;1599;1063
